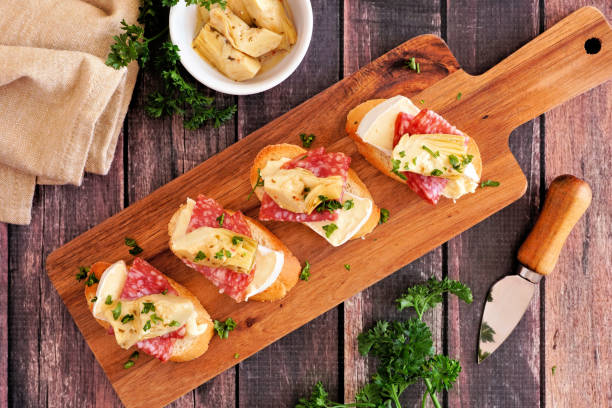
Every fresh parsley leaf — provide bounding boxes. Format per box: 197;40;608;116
344;264;351;271
462;154;473;166
396;276;473;320
105;295;113;305
316;196;342;213
151;313;163;324
216;213;225;226
125;237;143;255
143;320;151;331
130;351;139;360
430;169;443;176
379;208;389;224
214;317;236;339
76;266;90;281
85;271;99;287
169;320;181;327
124;360;135;369
456;92;462;100
142;302;155;314
231;236;243;245
121;314;135;324
391;159;408;180
322;223;338;238
129;246;143;255
90;296;97;303
214;249;225;260
112;302;122;320
194;250;207;261
481;180;500;188
405;57;418;72
422;145;440;158
299;133;315;148
299;261;311;281
247;169;264;200
343;200;354;210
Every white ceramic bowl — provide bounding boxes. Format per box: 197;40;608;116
169;0;313;95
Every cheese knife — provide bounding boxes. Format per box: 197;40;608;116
478;175;592;363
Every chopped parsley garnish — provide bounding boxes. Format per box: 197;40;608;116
214;317;237;339
343;200;354;210
398;150;406;158
150;313;163;324
123;360;135;369
162;289;168;295
457;92;462;100
391;159;407;180
405;57;419;72
216;213;225;226
142;302;155;314
379;208;390;224
125;237;143;255
344;264;351;271
431;169;443;176
121;314;135;324
322;223;338;238
76;266;89;281
112;303;122;320
462;154;474;166
105;295;113;305
169;320;181;327
214;249;225;259
234;353;240;359
412;157;417;165
420;99;425;104
225;249;232;258
300;133;316;148
143;320;151;331
448;154;462;172
85;271;99;287
316;195;343;213
247;169;264;200
130;351;139;360
91;296;97;303
194;250;207;261
422;145;440;158
299;261;311;281
481;180;500;188
231;236;243;245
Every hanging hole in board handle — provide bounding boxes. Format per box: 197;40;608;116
584;37;601;54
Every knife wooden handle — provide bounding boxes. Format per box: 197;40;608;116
518;175;592;276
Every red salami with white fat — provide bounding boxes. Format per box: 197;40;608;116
119;258;182;361
394;108;471;205
259;148;350;222
184;195;254;302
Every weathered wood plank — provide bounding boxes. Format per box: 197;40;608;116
126;67;238;408
0;223;8;408
7;128;124;407
446;1;542;406
543;2;611;406
343;1;443;406
238;0;342;405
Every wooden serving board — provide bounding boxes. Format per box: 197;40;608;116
46;7;612;408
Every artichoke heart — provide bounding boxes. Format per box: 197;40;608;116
263;167;343;214
227;0;254;25
171;226;258;274
242;0;297;50
193;24;261;81
209;4;282;58
392;133;469;179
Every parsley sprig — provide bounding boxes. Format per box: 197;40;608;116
297;277;473;408
105;1;235;129
214;317;237;339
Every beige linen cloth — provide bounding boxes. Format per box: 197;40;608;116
0;0;140;224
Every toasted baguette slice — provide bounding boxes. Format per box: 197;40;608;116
250;143;380;242
168;204;301;302
346;99;482;185
85;261;214;362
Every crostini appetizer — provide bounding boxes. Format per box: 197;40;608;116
169;195;301;303
249;144;380;246
346;95;482;204
84;258;214;362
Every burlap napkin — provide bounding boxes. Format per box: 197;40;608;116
0;0;140;224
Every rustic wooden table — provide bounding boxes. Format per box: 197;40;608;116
1;0;610;407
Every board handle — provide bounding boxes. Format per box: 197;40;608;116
424;7;612;136
517;175;592;276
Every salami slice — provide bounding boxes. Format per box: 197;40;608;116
119;258;182;361
120;257;177;300
282;147;351;181
259;148;350;222
407;109;464;138
393;112;414;147
136;325;186;362
259;193;338;222
403;173;448;205
184;195;254;302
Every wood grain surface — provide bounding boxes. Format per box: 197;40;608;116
2;1;611;407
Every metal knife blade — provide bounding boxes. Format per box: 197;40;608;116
477;266;541;363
